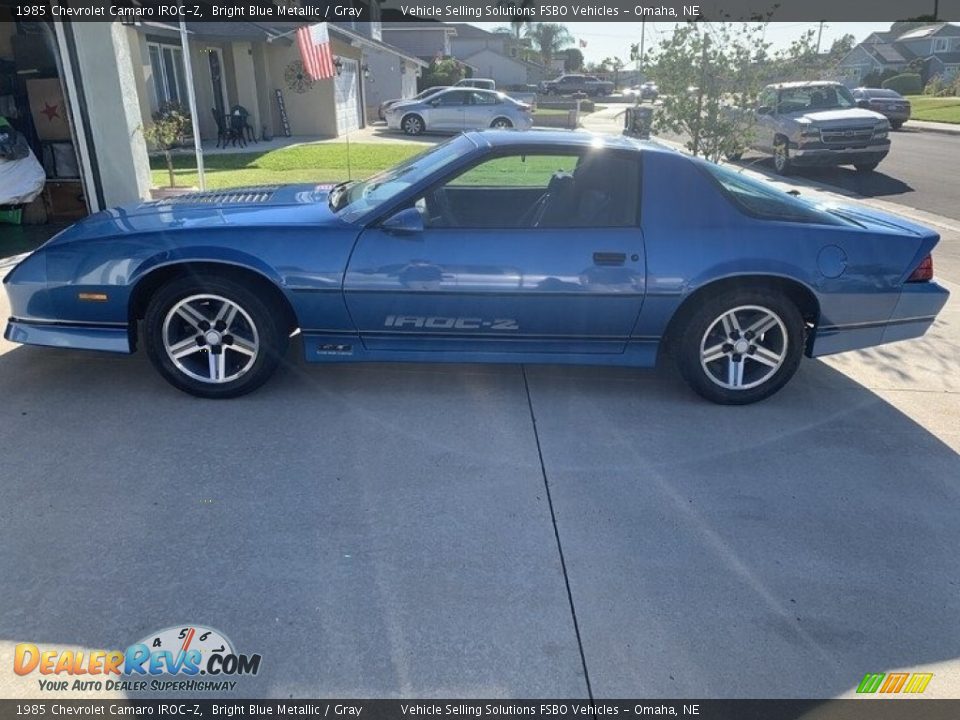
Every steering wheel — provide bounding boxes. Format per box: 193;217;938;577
429;188;458;227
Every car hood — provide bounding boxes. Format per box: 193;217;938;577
42;184;350;245
796;108;886;124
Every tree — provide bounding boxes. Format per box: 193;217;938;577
563;47;584;71
420;57;466;89
142;102;191;188
526;23;573;67
651;22;772;161
610;56;625;90
828;33;856;60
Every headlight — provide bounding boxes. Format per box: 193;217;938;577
873;121;889;139
799;125;819;139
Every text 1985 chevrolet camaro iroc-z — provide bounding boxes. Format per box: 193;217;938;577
3;131;949;404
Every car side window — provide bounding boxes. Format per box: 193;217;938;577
418;152;641;229
434;91;468;106
469;91;498;106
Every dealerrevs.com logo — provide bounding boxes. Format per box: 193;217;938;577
14;625;261;693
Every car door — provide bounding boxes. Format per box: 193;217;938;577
343;149;646;356
424;90;470;131
754;87;779;152
463;90;499;130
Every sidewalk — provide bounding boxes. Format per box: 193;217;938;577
903;119;960;135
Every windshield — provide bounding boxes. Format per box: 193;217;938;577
332;135;476;221
777;85;856;113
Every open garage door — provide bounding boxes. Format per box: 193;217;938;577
334;57;361;134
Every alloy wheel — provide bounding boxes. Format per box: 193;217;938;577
699;305;788;390
162;294;260;384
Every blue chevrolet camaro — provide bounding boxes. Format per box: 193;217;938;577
3;131;949;404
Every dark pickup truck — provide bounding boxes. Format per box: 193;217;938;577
539;74;614;97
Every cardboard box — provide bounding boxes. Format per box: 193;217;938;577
43;180;87;220
26;78;71;141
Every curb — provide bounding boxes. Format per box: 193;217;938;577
901;123;960;136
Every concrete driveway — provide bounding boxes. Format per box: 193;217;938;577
1;214;959;699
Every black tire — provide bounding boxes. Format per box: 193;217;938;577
725;151;743;161
891;121;903;130
676;288;805;405
143;274;288;398
854;162;879;173
490;117;514;129
401;113;425;136
772;138;792;175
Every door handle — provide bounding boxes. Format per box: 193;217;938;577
593;252;627;266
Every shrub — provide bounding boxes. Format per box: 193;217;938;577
142;103;191;188
882;73;922;95
924;75;947;96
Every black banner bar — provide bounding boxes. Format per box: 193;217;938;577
1;0;959;23
3;700;960;720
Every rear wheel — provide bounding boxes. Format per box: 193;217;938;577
401;114;425;136
144;274;288;398
891;121;903;130
855;162;879;172
676;289;804;405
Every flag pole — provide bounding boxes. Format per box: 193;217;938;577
178;9;205;191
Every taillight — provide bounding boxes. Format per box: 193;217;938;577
907;255;933;282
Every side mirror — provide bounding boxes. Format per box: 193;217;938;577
381;207;424;235
756;105;773;115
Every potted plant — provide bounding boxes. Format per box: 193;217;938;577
142;102;193;198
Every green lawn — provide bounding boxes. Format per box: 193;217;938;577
906;95;960;124
150;143;424;189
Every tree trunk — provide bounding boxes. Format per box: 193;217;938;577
165;151;175;188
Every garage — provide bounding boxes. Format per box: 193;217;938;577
334;55;362;134
0;14;91;244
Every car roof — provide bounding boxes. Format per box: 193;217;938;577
462;129;673;155
769;81;843;89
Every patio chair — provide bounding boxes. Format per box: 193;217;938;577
212;109;245;148
230;105;256;144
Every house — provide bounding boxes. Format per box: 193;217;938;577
383;21;549;89
837;22;960;87
131;19;425;142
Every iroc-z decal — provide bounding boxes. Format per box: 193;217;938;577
384;316;520;331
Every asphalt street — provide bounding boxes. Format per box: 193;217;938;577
1;116;959;699
733;127;960;221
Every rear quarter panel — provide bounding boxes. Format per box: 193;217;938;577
635;150;927;343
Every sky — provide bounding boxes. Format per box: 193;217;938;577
469;21;895;64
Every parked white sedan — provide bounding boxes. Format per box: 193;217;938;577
385;88;533;136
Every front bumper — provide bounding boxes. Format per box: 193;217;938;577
791;140;890;167
810;281;950;357
4;319;132;353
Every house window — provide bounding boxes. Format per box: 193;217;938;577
148;42;187;107
933;37;950;53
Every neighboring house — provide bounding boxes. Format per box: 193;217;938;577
132;19;424;142
383;21;549;89
838;22;960;86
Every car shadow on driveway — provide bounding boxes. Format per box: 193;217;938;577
0;343;957;698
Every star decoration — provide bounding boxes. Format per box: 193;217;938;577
40;102;60;122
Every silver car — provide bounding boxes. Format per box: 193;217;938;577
385;88;533;136
378;86;450;121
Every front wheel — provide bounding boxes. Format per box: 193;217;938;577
490;117;514;129
676;289;805;405
854;162;879;173
772;139;792;175
401;114;425;136
144;274;288;398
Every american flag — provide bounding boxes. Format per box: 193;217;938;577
296;23;335;80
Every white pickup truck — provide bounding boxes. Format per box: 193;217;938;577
734;81;891;174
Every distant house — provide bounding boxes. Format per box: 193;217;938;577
837;22;960;87
383;21;549;89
